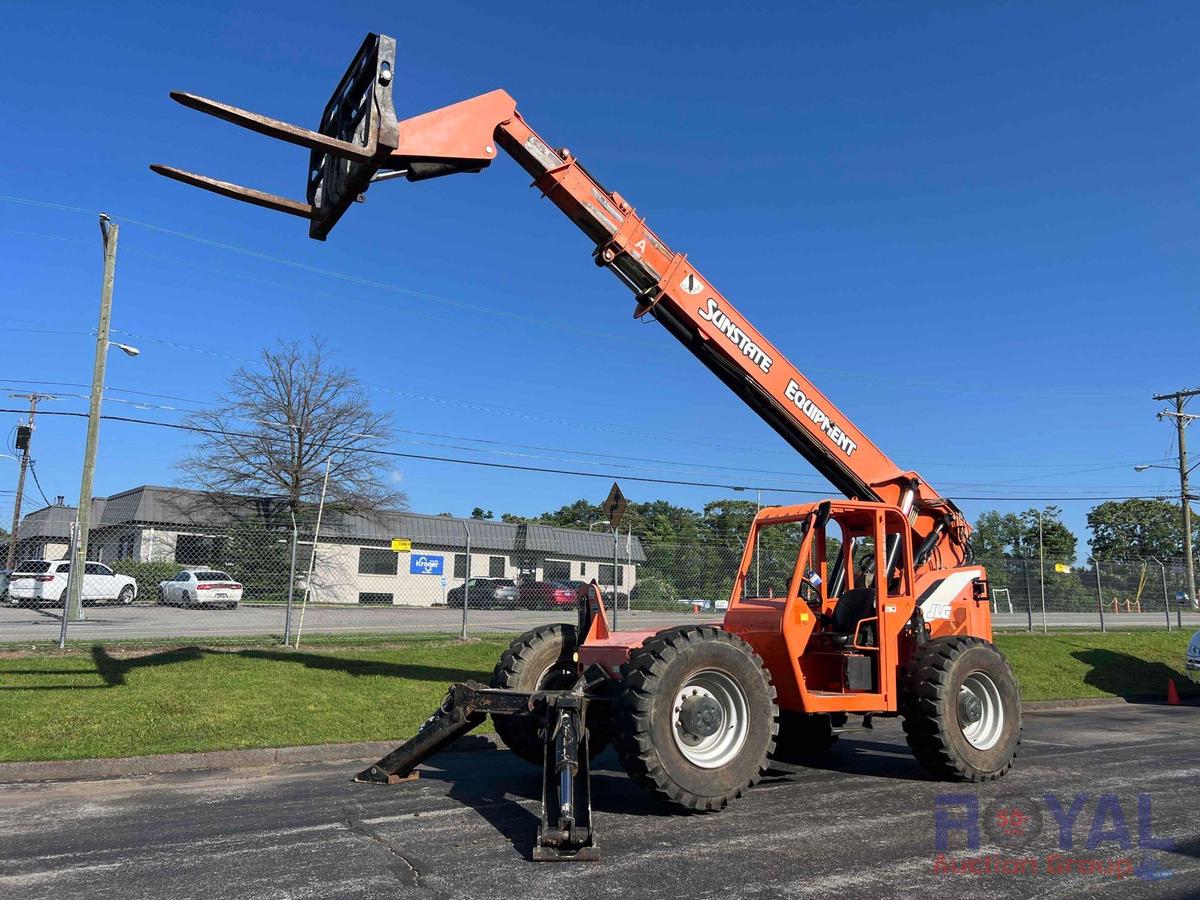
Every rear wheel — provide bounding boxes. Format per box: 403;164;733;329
490;624;611;767
902;637;1021;781
614;625;777;811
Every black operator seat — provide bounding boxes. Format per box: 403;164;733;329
822;587;876;647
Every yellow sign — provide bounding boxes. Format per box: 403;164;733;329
391;538;412;553
1054;563;1071;574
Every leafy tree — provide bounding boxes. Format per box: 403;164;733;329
537;499;605;530
1087;498;1199;560
181;337;404;517
629;573;679;610
1018;507;1076;563
471;508;494;520
972;511;1026;557
971;507;1076;562
216;520;291;600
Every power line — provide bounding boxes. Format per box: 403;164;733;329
0;195;1151;399
27;460;51;507
13;388;1168;490
2;407;1181;503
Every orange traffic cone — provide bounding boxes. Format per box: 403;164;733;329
1167;679;1181;706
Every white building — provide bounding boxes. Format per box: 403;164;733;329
4;486;645;606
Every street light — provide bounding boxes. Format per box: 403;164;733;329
1135;461;1200;474
587;519;621;628
733;487;764;596
60;214;135;647
1030;508;1047;633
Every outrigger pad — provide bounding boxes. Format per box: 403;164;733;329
356;680;600;861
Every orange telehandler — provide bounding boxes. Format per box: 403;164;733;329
154;33;1021;861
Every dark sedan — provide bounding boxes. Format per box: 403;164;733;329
445;578;518;609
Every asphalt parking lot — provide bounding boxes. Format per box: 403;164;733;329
3;602;1196;643
1;704;1196;899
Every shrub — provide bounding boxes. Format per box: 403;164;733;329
110;559;179;593
630;574;679;610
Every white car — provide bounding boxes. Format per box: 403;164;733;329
6;559;137;607
1187;629;1200;685
157;569;243;609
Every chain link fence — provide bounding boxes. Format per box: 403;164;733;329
3;500;1199;643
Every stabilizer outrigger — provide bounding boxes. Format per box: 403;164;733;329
354;588;612;862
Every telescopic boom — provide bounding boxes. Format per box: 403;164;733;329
152;32;970;571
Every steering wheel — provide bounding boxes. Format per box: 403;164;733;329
797;574;823;609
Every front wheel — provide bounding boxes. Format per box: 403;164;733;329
902;637;1021;781
490;624;611;766
118;586;134;606
614;625;778;811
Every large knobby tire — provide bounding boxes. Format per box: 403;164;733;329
614;625;778;811
489;624;610;767
902;636;1021;781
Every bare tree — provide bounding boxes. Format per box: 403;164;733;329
180;338;405;517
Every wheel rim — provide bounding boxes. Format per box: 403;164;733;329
671;668;749;768
534;662;576;692
121;588;132;605
958;672;1004;751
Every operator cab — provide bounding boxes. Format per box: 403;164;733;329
726;500;917;706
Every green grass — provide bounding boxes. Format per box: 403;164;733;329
0;631;1194;763
0;639;509;763
994;631;1198;701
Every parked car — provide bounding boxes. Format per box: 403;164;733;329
157;569;243;609
1187;629;1200;685
518;580;579;610
6;559;137;607
445;577;518;609
676;597;729;612
0;569;10;602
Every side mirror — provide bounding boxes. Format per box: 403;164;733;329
814;501;832;531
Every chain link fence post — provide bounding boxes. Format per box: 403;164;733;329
282;513;298;646
1094;560;1106;633
460;520;471;641
1021;557;1033;632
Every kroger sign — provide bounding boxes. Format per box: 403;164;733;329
409;554;445;576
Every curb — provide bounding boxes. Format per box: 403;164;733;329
0;734;502;785
1;697;1187;785
1020;697;1131;711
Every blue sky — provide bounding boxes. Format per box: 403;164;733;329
1;2;1196;554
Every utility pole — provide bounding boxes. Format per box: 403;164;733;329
63;215;121;628
5;393;55;570
1153;387;1199;623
